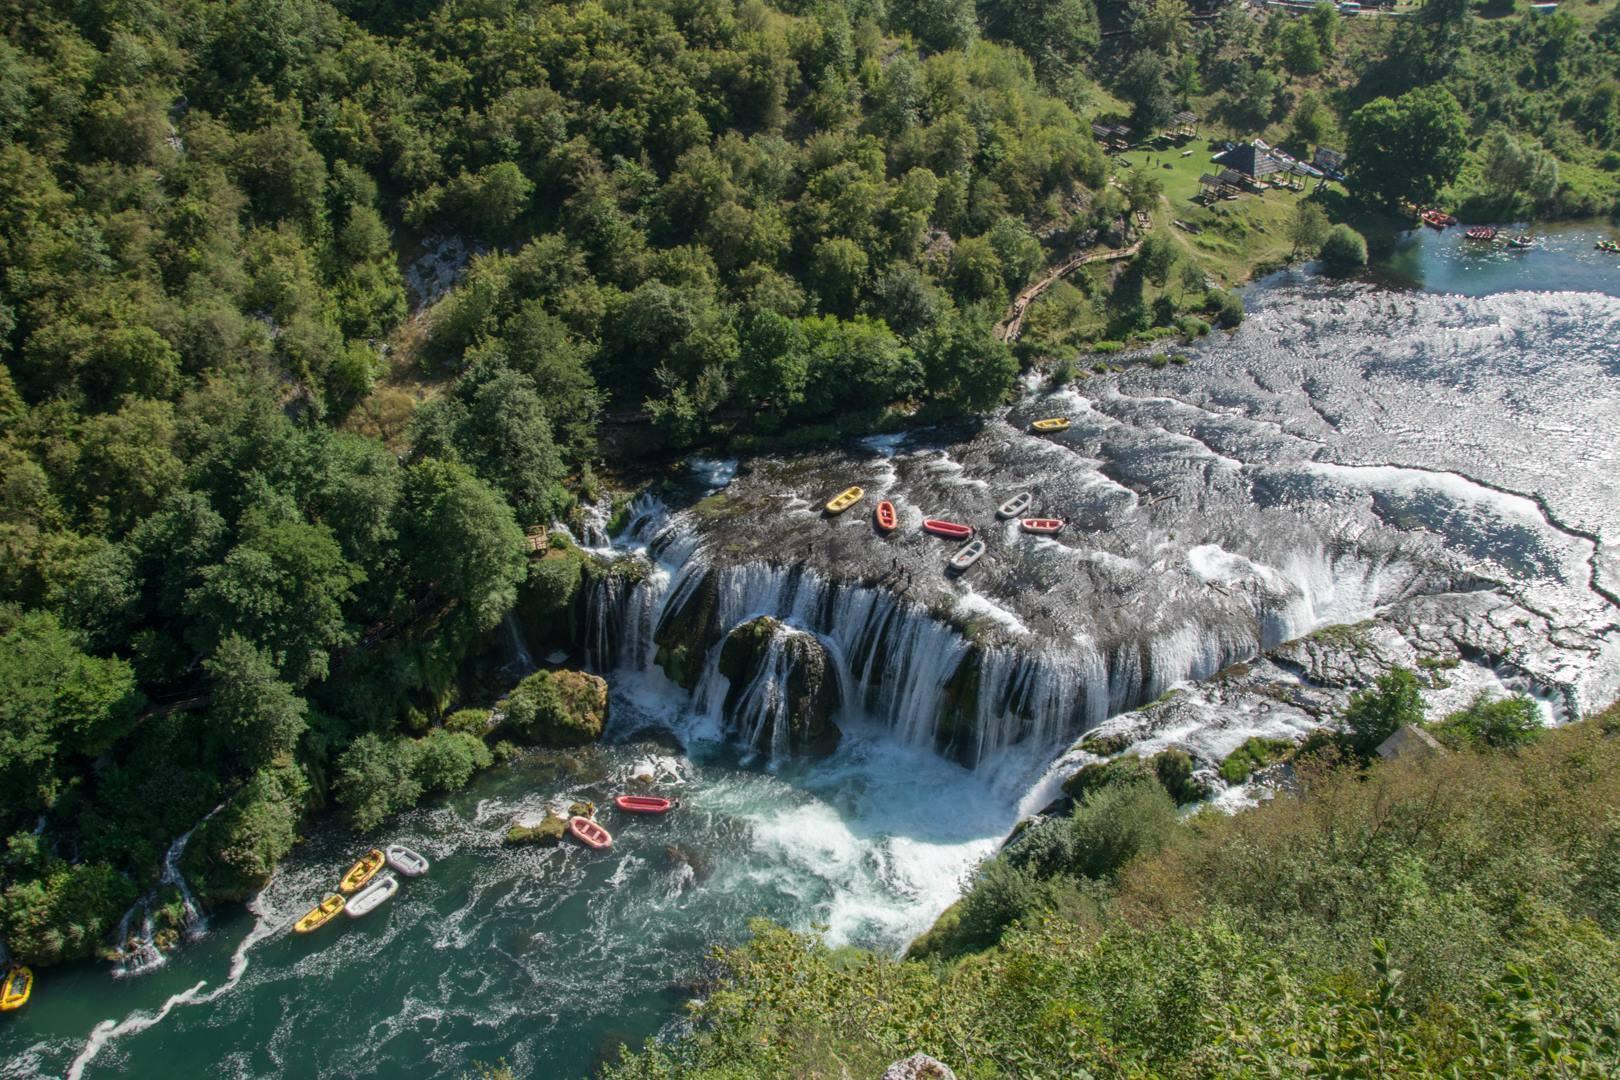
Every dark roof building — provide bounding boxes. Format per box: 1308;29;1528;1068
1214;142;1287;180
1313;146;1347;176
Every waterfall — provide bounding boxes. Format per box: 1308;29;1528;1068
727;626;799;762
115;907;164;978
500;612;538;677
159;824;207;941
576;496;1405;771
114;806;222;975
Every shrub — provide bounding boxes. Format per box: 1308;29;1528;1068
334;733;422;832
411;728;493;793
1439;692;1541;749
1;859;138;965
953;856;1055;951
187;762;309;899
1212;289;1245;327
1319;224;1369;275
1342;667;1425;756
1151;748;1211;805
1070;779;1179;879
444;708;492;736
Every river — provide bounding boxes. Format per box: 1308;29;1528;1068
3;226;1618;1079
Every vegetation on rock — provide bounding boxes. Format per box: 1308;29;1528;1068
502;670;609;748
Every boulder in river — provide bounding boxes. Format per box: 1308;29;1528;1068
506;811;568;846
716;616;841;757
501;669;608;747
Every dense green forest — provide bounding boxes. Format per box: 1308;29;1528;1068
607;701;1620;1077
3;0;1619;972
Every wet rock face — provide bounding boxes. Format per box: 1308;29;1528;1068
654;568;722;689
717;616;841;757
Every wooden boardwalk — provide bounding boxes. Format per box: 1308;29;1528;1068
994;240;1143;344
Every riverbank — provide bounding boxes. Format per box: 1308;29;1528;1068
605;711;1620;1079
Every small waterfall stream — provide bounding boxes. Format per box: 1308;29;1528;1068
114;807;222;976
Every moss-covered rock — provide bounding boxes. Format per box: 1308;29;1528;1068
516;541;590;651
505;811;568;846
1218;736;1296;784
1079;730;1134;757
1062;753;1155;801
1150;747;1212;806
501;669;608;747
716;616;841;757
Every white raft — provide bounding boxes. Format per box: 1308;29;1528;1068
995;492;1033;519
949;539;987;571
344;873;399;918
385;845;429;877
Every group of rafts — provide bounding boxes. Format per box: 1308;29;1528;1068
292;844;431;933
825;417;1074;574
292;797;679;934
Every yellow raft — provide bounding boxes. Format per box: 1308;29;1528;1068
1031;418;1071;432
293;894;347;933
1;966;32;1011
825;486;864;514
339;849;385;894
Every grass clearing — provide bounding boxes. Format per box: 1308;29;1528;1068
1114;141;1337;286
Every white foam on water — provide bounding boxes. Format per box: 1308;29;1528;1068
922;450;991;491
954;589;1032;637
687;457;738;492
859;432;911;457
740;729;1021;948
1186;544;1286;590
67;895;278;1080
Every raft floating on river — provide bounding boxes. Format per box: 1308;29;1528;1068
1020;518;1065;535
570;816;613;849
1031;418;1070;432
339;849;385;894
615;795;676;814
825;486;863;514
996;492;1033;519
386;845;429;877
293;894;346;933
1;966;32;1011
344;874;398;918
874;500;897;532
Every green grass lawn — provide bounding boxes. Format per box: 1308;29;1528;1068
1114;142;1334;286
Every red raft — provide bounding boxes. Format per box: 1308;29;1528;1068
1020;518;1065;535
923;519;972;539
874;501;897;532
569;816;613;850
615;795;677;814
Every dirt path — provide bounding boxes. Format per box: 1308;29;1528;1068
994;240;1144;344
